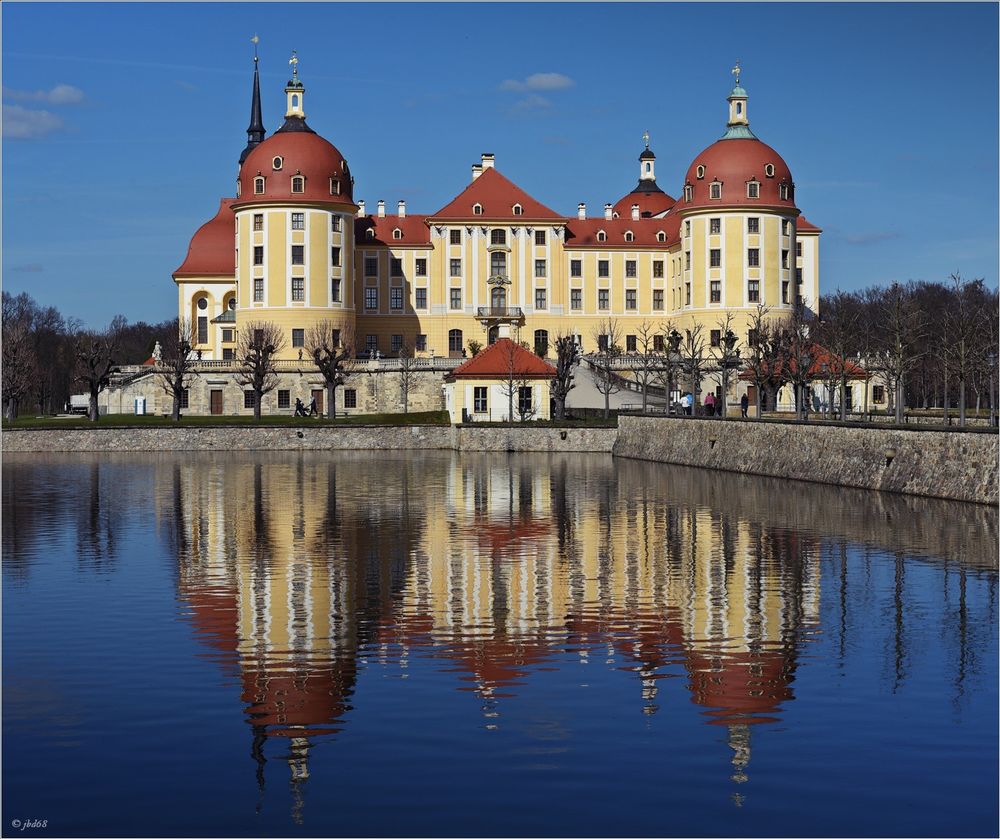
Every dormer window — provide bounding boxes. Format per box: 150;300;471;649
709;181;722;200
366;228;375;239
747;180;760;199
272;156;283;170
329;178;340;195
684;183;693;202
764;163;775;178
473;203;483;215
291;176;305;194
613;212;619;219
779;182;791;200
392;228;403;240
254;176;265;194
236;179;242;197
656;231;666;243
624;231;634;243
696;165;705;180
512;203;523;215
596;230;606;242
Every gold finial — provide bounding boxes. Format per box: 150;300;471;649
642;129;650;149
289;50;299;78
251;34;259;62
731;61;741;86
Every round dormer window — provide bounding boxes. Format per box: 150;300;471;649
765;163;775;177
273;156;283;170
696;165;705;180
197;297;208;310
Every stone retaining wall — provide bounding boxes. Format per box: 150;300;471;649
614;416;998;505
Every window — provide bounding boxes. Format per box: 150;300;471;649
490;251;506;277
244;391;257;409
450;229;461;245
272;156;283;170
512;203;523;216
278;390;290;409
416;334;427;351
253;213;263;231
253;246;264;265
254;177;265;194
534;330;549;357
765;163;775;177
748;280;760;302
782;220;789;236
597;230;606;242
333;329;341;347
796;268;803;283
291;212;304;230
653;289;664;310
473;204;483;215
684;184;693;202
329;178;340;195
747;329;759;348
710;281;721;303
710;181;722;199
365;287;378;310
685;221;691;237
392;228;402;240
625;260;637;278
873;385;885;404
415;258;427;276
598;260;609;278
533;288;547;310
535;230;546;246
291;176;304;193
291;278;304;301
710;218;721;235
365;334;378;353
450;258;461;277
491;229;506;246
570;259;582;277
656;231;666;243
474;387;488;413
332;278;342;302
748;248;760;267
782;249;789;269
710;329;721;348
685;283;691;305
625;289;637;310
518;386;532;416
390;257;403;276
779;182;791;200
390;287;403;310
653;335;665;352
366;229;375;239
291;245;304;265
254;278;264;302
624;231;634;243
292;328;304;347
653;260;664;278
626;334;637;353
450;288;462;310
391;334;403;353
331;215;341;232
331;246;341;266
448;329;463;353
571;289;582;310
796;242;802;257
415;288;427;309
197;297;208;311
365;256;378;276
710;249;721;268
685;251;691;270
747;217;760;234
533;259;546;278
598;289;609;310
197;316;208;344
222;328;234;343
747;180;760;199
597;334;609;352
696;165;705;179
344;389;357;409
782;281;789;304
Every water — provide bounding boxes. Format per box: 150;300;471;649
3;451;997;838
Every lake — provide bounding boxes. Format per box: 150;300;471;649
3;451;997;837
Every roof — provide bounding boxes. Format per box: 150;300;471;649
430;166;565;221
173;199;236;278
797;215;822;233
448;338;556;379
210;309;236;324
612;185;676;219
739;343;867;381
564;214;680;249
355;214;431;247
681;138;796;213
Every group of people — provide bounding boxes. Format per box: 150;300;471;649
674;392;752;419
294;397;319;417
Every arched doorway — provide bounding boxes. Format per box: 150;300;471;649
487;325;500;345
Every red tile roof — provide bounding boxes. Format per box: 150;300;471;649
173;199;235;278
430;167;565;221
449;338;556;379
355;214;431;247
612;189;676;219
797;215;822;233
564;214;681;249
739;343;866;380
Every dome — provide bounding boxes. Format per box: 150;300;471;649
173;199;235;277
613;186;675;218
681;138;796;212
234;130;354;209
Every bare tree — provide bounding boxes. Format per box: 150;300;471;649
155;318;199;421
678;320;707;413
817;291;862;421
654;320;679;412
876;282;927;424
2;298;37;422
744;304;785;417
942;273;988;427
632;320;661;414
783;299;820;419
235;321;286;421
306;321;354;420
709;312;741;417
590;318;623;419
497;338;537;424
398;340;418;414
73;316;127;422
550;332;580;420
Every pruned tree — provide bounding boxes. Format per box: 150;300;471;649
709;312;741;418
817;291;862;421
551;332;580;420
654;320;679;411
397;340;418;414
590;318;623;419
783;299;820;419
73;316;127;422
744;304;785;417
631;320;661;414
679;320;707;413
942;273;989;427
235;321;286;421
155;318;199;421
497;338;537;424
2;296;37;422
875;282;927;424
306;320;354;420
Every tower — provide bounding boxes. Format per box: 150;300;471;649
240;36;266;164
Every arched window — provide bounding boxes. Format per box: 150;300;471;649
512;203;523;215
236;179;242;197
448;328;463;355
597;230;606;242
366;228;375;239
291;176;305;193
684;184;693;202
656;231;666;243
534;329;549;358
254;177;265;194
491;286;507;311
473;203;483;215
746;180;760;199
272;156;283;170
645;163;651;173
696;165;705;179
291;94;299;108
624;231;634;243
710;181;722;200
393;228;402;240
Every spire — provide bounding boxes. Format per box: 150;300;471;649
722;61;757;140
240;36;266;164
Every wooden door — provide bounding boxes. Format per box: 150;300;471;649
210;390;223;415
311;389;324;415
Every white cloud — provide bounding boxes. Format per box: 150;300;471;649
2;84;85;105
500;73;574;92
3;104;64;139
510;94;552;111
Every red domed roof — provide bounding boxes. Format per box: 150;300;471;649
613;188;676;219
234;130;354;209
173;199;235;278
681;138;796;213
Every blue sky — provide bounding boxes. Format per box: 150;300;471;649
3;2;997;327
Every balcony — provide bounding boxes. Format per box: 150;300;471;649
476;306;523;320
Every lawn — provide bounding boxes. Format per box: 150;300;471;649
3;410;451;429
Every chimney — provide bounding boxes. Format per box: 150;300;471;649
631;204;640;221
357;200;366;217
604;203;613;220
577;202;586;220
481;153;495;170
471;163;483;181
377;200;385;218
398;200;406;219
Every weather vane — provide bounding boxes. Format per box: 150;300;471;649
642;129;650;149
731;60;741;85
289;50;299;79
251;34;259;62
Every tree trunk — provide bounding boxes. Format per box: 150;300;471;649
6;397;17;422
942;363;949;426
89;389;99;423
172;392;181;422
641;382;648;414
839;376;848;422
327;383;336;419
254;392;262;421
895;376;904;425
554;397;565;421
959;379;966;427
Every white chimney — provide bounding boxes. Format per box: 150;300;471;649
604;203;613;220
577;203;586;220
631;204;640;221
377;200;385;218
357;200;366;217
481;153;495;170
398;200;406;218
471;163;483;181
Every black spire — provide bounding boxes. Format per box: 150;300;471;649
240;47;266;165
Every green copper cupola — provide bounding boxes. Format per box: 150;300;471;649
722;62;758;140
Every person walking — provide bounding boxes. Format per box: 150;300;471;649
294;398;307;417
740;393;749;419
308;396;318;417
682;392;693;416
704;392;716;417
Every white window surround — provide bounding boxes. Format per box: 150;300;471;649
393;228;402;239
291;176;305;193
656;231;666;242
624;231;634;242
710;181;722;200
254;177;265;194
696;165;705;179
512;203;523;215
746;180;760;199
272;156;283;170
764;163;775;177
597;230;606;242
473;203;483;215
